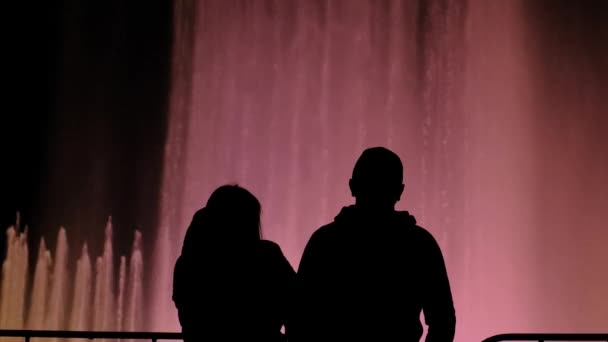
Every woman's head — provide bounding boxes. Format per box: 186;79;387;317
205;184;262;242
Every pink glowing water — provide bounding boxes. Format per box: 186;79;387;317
152;1;608;341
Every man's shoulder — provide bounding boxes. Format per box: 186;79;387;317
408;224;443;253
309;221;343;241
299;222;343;255
410;224;433;237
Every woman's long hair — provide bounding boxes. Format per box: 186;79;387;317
181;184;262;257
206;184;262;242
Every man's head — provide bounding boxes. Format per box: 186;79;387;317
349;147;404;210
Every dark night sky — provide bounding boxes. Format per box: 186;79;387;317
1;1;173;291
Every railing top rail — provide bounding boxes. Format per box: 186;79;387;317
1;330;607;341
483;333;608;342
0;330;182;340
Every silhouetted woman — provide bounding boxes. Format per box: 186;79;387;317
173;184;295;342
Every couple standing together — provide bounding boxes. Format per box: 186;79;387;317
172;147;456;342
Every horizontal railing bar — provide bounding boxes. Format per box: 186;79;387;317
0;330;182;340
482;333;608;342
1;330;606;342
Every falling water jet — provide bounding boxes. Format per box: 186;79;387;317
28;238;52;342
28;238;52;329
124;231;143;342
69;243;92;342
101;218;115;332
116;256;127;332
45;228;68;342
92;256;103;331
92;218;115;342
0;221;28;342
0;229;13;330
14;226;28;333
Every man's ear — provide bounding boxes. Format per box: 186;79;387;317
349;178;357;198
396;183;405;201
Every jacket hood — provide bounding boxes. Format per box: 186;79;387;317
333;205;417;227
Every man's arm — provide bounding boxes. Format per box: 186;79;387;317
420;230;456;342
287;229;327;342
264;241;296;330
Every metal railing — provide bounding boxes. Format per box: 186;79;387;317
482;333;608;342
1;330;607;342
0;330;182;342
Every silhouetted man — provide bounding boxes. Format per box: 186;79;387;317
290;147;456;342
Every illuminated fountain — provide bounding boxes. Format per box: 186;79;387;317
1;2;607;342
0;216;143;342
151;1;608;341
0;217;27;339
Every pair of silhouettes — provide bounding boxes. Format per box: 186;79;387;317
172;147;456;342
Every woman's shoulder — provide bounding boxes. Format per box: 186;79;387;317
256;239;284;253
256;240;295;278
256;240;291;262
